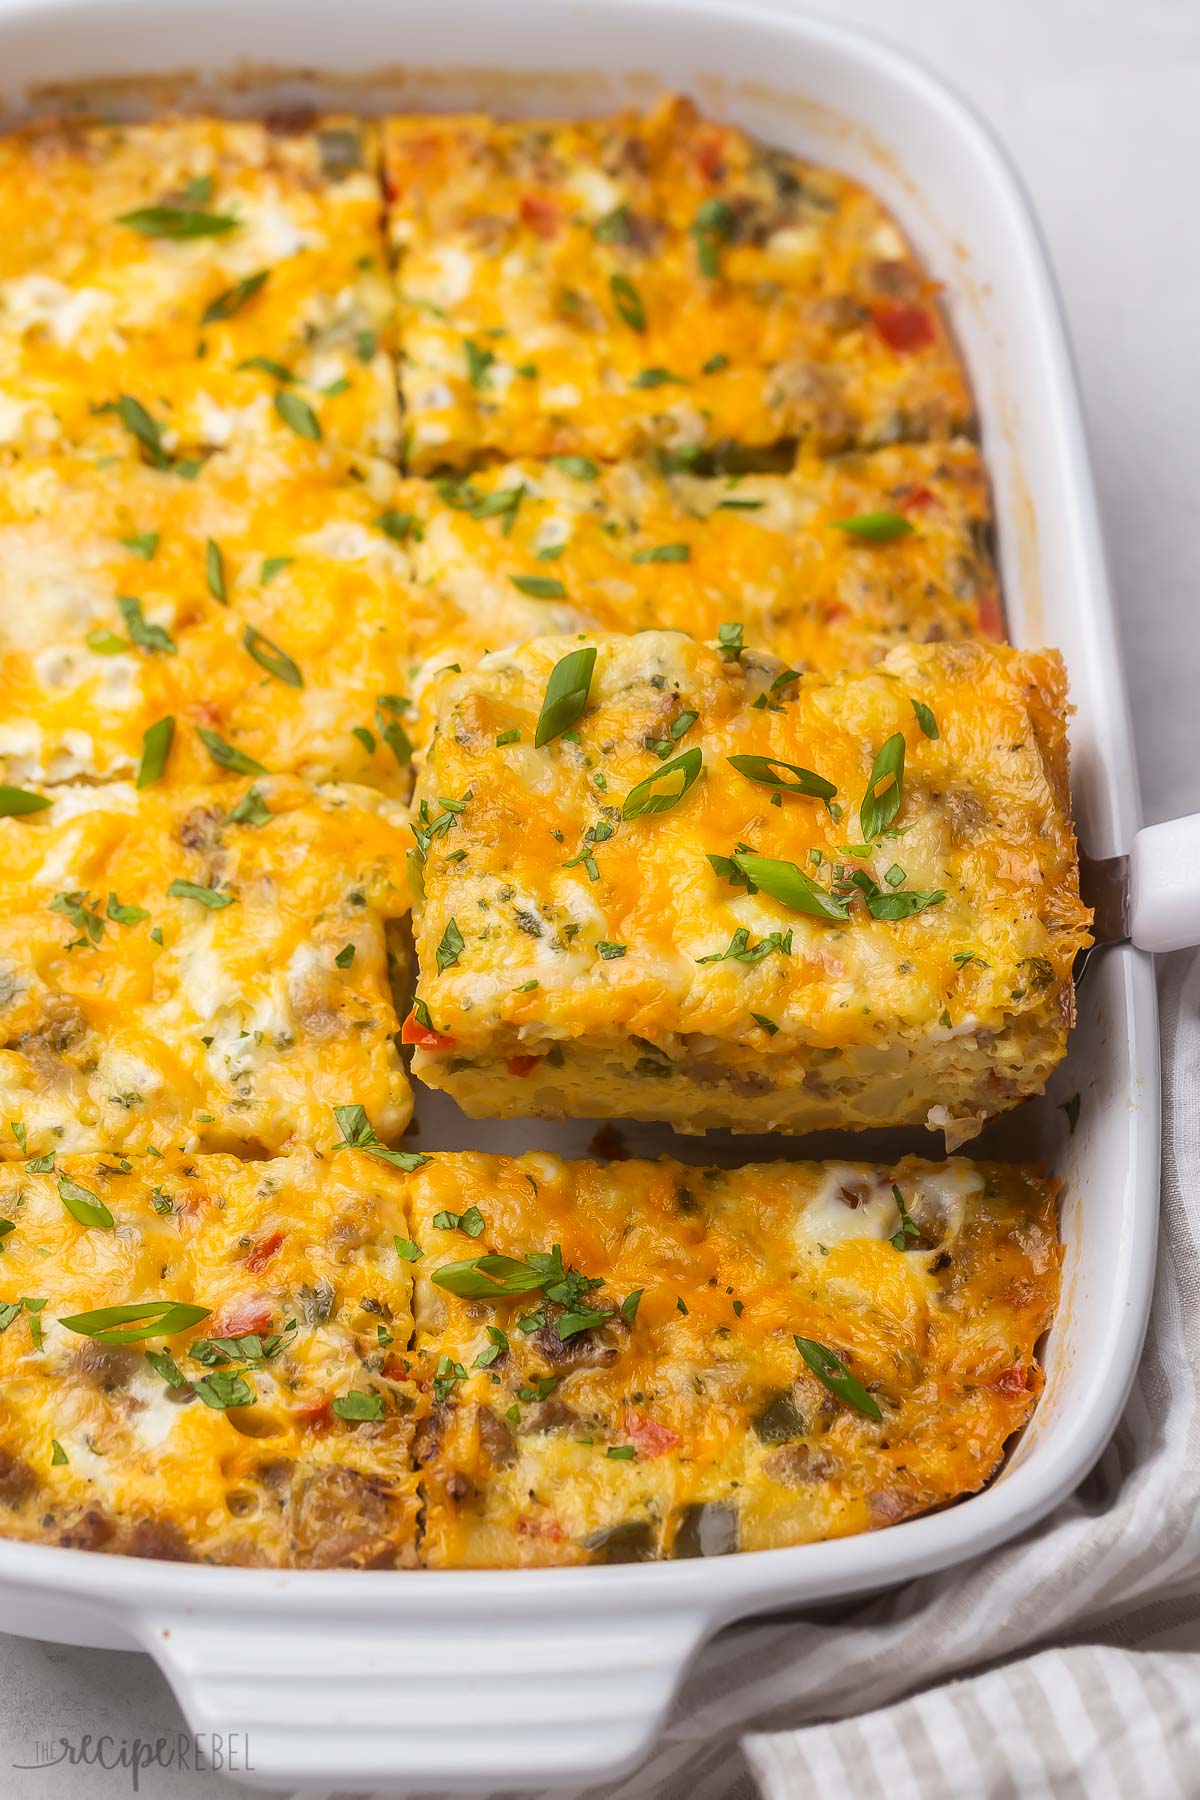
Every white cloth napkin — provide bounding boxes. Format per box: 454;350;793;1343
568;949;1198;1800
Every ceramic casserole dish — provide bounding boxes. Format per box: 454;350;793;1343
0;0;1194;1789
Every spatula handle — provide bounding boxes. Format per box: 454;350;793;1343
1130;813;1200;953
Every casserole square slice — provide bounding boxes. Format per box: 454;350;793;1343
0;1148;422;1568
393;438;998;747
0;115;399;460
409;632;1091;1141
0;438;429;796
383;97;971;470
406;1151;1059;1567
0;777;413;1160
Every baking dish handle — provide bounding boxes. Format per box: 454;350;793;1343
138;1600;709;1791
1130;811;1200;954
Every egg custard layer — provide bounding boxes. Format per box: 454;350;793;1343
384;96;970;471
0;777;412;1162
410;633;1091;1140
0;1149;1058;1567
0;115;399;461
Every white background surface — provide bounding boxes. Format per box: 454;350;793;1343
1;2;1197;1794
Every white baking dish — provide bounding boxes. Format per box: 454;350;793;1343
0;0;1191;1790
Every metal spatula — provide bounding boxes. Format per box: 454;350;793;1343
1078;812;1200;974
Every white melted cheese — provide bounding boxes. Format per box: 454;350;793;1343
0;275;110;348
297;520;384;565
415;244;476;309
799;1165;902;1249
569;167;624;218
541;382;582;411
798;1161;983;1252
128;1370;187;1450
233;199;316;265
909;1161;984;1238
0;390;42;446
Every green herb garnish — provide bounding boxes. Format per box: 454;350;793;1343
274;390;321;441
243;624;302;688
534;646;597;747
794;1336;882;1419
858;734;906;841
201;269;269;325
118;205;238;238
727;755;835;801
609;272;645;331
136;716;174;787
831;512;913;542
59;1300;210;1344
331;1103;430;1171
622;747;702;820
195;726;267;776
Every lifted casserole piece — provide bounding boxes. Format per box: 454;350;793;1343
0;1148;422;1567
0;777;412;1160
0;437;430;796
393;438;998;736
409;632;1091;1140
384;96;971;471
0;115;398;460
408;1151;1060;1567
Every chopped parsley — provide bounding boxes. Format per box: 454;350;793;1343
332;1390;385;1423
166;878;235;910
432;1205;485;1238
331;1103;430;1171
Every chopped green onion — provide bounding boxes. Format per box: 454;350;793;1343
622;747;703;820
534;646;597;747
794;1335;882;1419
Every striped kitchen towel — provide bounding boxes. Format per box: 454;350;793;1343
586;947;1200;1800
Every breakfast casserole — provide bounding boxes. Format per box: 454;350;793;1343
393;436;998;744
0;436;428;795
409;632;1091;1139
0;94;1074;1570
0;115;399;461
409;1152;1059;1566
0;1147;1057;1567
0;777;412;1161
384;96;970;471
0;1148;422;1566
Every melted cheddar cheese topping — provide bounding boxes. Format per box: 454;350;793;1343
411;634;1091;1137
0;97;1071;1569
0;778;412;1159
0;1149;1057;1568
0;1149;420;1566
384;97;970;470
408;1152;1058;1565
393;438;997;745
0;438;430;793
0;116;398;460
